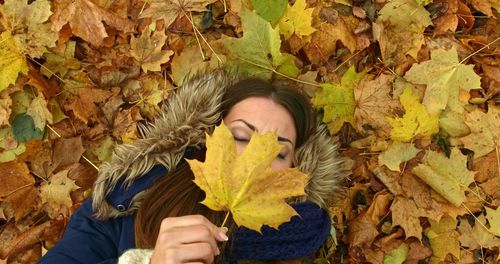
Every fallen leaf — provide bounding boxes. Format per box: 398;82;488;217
278;0;316;40
140;0;218;29
41;41;81;78
40;169;79;218
187;123;308;232
251;0;287;25
0;161;38;221
313;66;366;134
222;8;290;79
439;108;471;137
26;94;53;131
0;222;49;260
485;206;500;237
412;148;475;207
354;73;401;136
51;0;134;47
387;86;439;142
424;216;460;262
0;0;58;58
390;196;425;240
49;136;85;174
458;214;500;250
459;105;500;159
383;242;408;264
170;45;217;86
404;47;482;115
11;114;44;143
347;211;379;246
378;142;420;172
0;31;29;91
130;27;174;73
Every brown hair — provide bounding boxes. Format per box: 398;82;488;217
134;78;314;251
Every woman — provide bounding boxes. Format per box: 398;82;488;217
39;70;349;264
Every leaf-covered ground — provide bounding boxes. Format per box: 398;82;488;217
0;0;499;263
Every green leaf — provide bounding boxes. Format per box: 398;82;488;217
251;0;287;25
223;8;286;79
11;114;44;143
378;0;432;30
378;142;420;172
312;66;366;134
383;243;409;264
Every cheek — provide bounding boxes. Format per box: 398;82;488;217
270;158;293;170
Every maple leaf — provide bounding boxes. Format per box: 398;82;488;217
171;46;218;86
404;47;482;115
354;73;401;136
0;0;58;58
40;168;79;218
251;0;287;25
383;243;409;264
378;0;432;31
390;196;426;240
387;86;439;142
130;27;174;73
485;207;500;237
187;123;308;232
412;148;475;207
458;105;500;159
424;216;460;262
26;94;53;131
140;0;218;29
51;0;134;47
41;41;81;78
278;0;316;40
222;8;291;79
458;214;500;250
0;31;29;91
378;142;420;172
313;66;366;135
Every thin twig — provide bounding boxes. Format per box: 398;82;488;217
333;49;364;73
189;11;207;61
459;36;500;64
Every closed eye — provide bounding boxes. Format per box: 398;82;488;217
233;136;249;142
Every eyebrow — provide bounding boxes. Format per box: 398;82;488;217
231;119;294;147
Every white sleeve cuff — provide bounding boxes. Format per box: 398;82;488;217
118;249;154;264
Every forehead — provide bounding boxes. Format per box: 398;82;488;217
223;97;297;144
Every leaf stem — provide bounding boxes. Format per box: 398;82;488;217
459;36;500;64
221;211;230;228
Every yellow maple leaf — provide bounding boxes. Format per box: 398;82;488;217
459;105;500;159
130;27;174;73
412;148;475;207
424;216;460;262
40;168;79;218
485;207;500;237
278;0;316;40
0;31;28;91
387;85;439;142
187;123;308;232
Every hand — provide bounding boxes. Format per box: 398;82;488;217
150;215;229;264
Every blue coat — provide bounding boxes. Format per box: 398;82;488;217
38;165;167;264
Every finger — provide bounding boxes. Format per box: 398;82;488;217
158;225;220;256
168;242;215;264
159;215;228;242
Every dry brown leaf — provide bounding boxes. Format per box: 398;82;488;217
51;0;134;47
347;211;379;246
40;168;79;218
390;196;425;240
140;0;218;29
0;221;49;260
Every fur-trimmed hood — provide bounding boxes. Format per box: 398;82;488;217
92;69;350;220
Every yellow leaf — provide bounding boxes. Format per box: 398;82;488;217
130;27;174;73
424;216;460;262
187;123;308;232
387;86;439;142
278;0;316;40
459;105;500;159
40;168;79;218
458;214;500;250
26;94;53;130
404;47;482;115
0;31;28;91
412;148;475;207
378;142;419;172
485;207;500;237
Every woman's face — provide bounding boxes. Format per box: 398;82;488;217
223;97;297;170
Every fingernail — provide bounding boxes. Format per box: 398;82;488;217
221;226;229;233
219;231;229;241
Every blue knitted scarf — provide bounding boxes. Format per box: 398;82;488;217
229;202;331;261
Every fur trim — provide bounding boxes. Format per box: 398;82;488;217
92;69;350;220
118;249;153;264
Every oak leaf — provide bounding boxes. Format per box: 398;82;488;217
313;66;366;135
140;0;218;29
354;73;401;136
0;31;29;91
40;169;79;218
0;0;58;58
51;0;134;47
130;27;174;73
424;216;460;262
278;0;316;40
404;47;482;115
412;148;475;207
458;105;500;159
187;123;308;232
387;86;439;142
